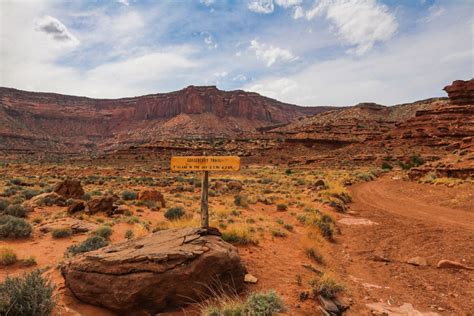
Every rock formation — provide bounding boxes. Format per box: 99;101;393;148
443;79;474;105
61;227;246;314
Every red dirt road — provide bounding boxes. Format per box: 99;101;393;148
329;176;474;315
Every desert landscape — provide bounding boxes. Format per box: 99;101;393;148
1;1;473;315
0;78;472;315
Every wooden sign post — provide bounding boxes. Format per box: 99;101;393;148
170;156;240;229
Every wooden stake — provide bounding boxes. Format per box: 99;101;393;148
201;170;209;229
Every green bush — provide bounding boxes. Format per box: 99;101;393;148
66;236;108;256
233;195;249;208
51;228;72;239
245;290;285;315
0;269;56;316
317;273;344;298
381;162;393;170
125;229;134;240
0;215;32;238
9;178;24;186
276;203;288;211
305;247;323;264
0;200;9;212
164;207;185;221
121;190;137;201
22;189;40;200
4;204;27;218
0;247;17;265
92;226;113;239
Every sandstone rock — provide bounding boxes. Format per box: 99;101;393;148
67;200;85;214
211;180;227;192
137;190;166;208
367;302;439;316
444;79;474;105
226;181;243;191
87;196;116;215
39;218;98;234
244;273;258;284
318;295;340;314
54;179;85;199
436;259;474;270
61;227;246;314
25;192;65;208
313;179;328;190
407;256;428;266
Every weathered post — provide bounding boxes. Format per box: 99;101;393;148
201;170;209;228
170;155;240;229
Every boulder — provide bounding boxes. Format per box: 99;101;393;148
226;181;243;192
61;227;246;314
54;179;85;199
86;196;115;215
436;259;474;270
211;180;227;192
137;190;166;208
407;256;428;266
67;200;86;214
24;192;65;208
38;218;98;234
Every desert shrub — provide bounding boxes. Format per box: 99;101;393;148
51;228;72;239
285;169;292;175
164;207;185;221
121;190;137;201
316;273;344;298
283;224;293;231
0;215;32;238
355;171;376;182
92;226;113;239
125;229;134;240
20;257;37;267
22;189;40;200
245;290;285;315
0;269;56;316
410;154;425;167
276;203;288;211
221;227;258;245
305;247;323;264
81;193;91;201
0;199;9;212
0;247;17;265
271;229;287;238
233;195;249;208
9;178;24;186
381;162;393;170
4;204;27;218
66;236;108;256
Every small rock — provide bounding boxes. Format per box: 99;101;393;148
244;273;258;284
54;179;84;199
137;190;166;208
407;256;428;266
226;181;243;192
67;200;85;214
436;259;474;270
87;196;116;215
318;295;340;314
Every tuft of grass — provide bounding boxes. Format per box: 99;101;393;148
245;290;285;315
271;229;287;238
316;273;345;298
20;256;37;267
234;195;249;208
164;207;185;221
22;189;40;200
124;229;134;240
51;228;72;239
276;203;288;211
92;226;113;239
66;236;108;256
0;269;56;316
221;225;259;245
0;215;32;238
305;247;323;264
0;199;9;212
0;247;17;265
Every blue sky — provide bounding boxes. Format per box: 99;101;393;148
0;0;472;106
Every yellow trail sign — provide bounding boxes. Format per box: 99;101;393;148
170;156;240;172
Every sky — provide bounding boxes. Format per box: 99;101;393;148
0;0;472;106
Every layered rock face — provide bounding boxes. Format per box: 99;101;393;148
443;79;474;105
61;227;246;315
0;86;328;154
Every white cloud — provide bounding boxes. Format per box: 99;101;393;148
117;0;130;6
275;0;302;8
249;39;297;66
200;0;215;6
244;15;472;106
305;0;398;55
34;15;79;46
233;74;248;82
248;0;274;14
293;6;304;19
202;32;218;49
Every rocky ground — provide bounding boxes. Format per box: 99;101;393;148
0;161;472;315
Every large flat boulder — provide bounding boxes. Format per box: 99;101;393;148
54;179;85;199
61;227;246;314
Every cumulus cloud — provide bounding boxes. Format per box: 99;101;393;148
305;0;398;55
117;0;130;5
249;39;297;66
293;6;304;19
34;15;79;45
275;0;302;8
248;0;274;14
